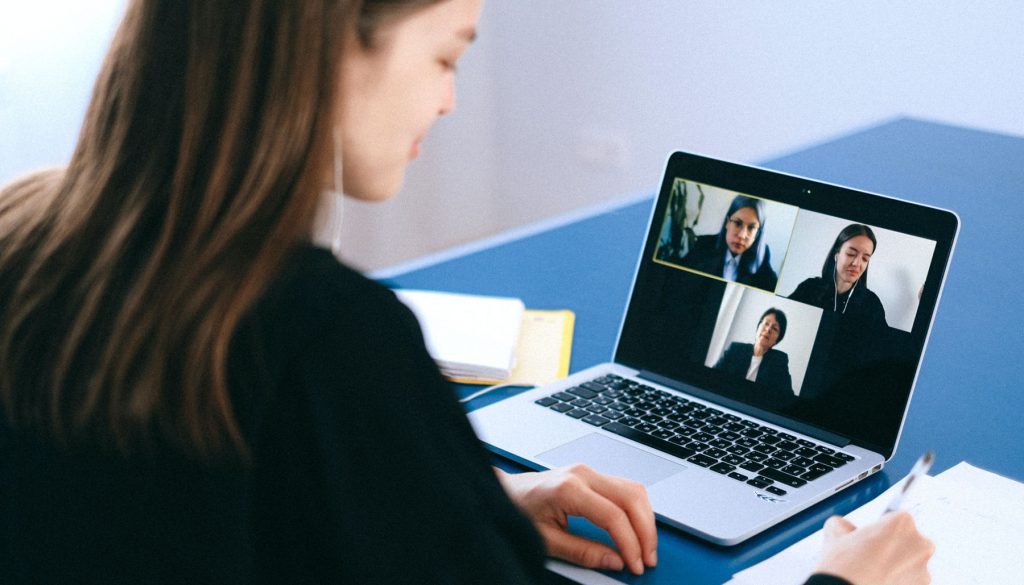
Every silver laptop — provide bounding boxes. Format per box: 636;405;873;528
468;151;959;545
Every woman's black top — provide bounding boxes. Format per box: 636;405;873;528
0;244;849;585
788;277;887;329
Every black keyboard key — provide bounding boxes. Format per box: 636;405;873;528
765;486;788;496
566;409;589;419
776;440;799;452
801;467;831;481
690;410;712;420
657;420;680;431
753;444;778;454
567;386;598;400
747;478;771;488
760;427;778;435
835;452;856;462
604;411;625;420
668;434;689;445
809;463;833;474
694;432;715;443
675;427;696;437
593;396;614;406
759;467;808;488
582;414;611;427
709;439;731;450
635;423;658;434
782;464;806;475
550;402;574;413
797;439;815;448
795;447;818;458
570;399;592;408
602;422;696;461
667;412;689;423
726;445;750;456
535;396;558;407
707;416;730;427
813;453;849;468
736;437;759;448
740;428;763;438
710;462;736;475
792;456;815;467
723;423;746;433
723;413;741;421
763;458;787;469
624;408;645;418
683;418;707;429
650;407;673;417
620;416;641;427
684;441;709;452
704;448;727;459
581;382;607;393
717;431;741;442
747;451;769;462
753;475;775;485
722;454;744;466
702;425;724;435
778;432;797;441
651;429;675;440
688;454;717;467
609;402;630;412
815;445;836;454
775;450;796;461
705;407;724;416
728;472;749;482
740;461;765;473
760;434;782;445
552;392;576;402
640;414;662;424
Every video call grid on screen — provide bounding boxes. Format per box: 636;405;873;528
616;157;957;454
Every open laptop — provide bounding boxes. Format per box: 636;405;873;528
467;151;959;545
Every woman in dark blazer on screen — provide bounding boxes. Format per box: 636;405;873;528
682;195;779;291
715;308;794;401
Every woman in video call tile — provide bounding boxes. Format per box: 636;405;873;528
788;224;887;328
681;195;778;290
714;308;793;396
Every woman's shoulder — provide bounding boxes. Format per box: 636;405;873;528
246;244;420;353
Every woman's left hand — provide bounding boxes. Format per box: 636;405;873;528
495;464;658;576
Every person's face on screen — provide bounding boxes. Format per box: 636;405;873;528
754;313;781;353
338;0;482;201
725;206;760;256
834;234;874;290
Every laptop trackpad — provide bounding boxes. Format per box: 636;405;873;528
537;433;685;486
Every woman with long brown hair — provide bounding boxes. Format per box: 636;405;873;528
1;1;932;583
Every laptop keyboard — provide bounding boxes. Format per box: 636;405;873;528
534;374;856;496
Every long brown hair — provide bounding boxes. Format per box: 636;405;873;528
0;0;439;460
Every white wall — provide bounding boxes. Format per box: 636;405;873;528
3;1;1022;270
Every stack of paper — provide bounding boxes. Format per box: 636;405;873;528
394;289;575;386
727;461;1024;585
394;289;526;383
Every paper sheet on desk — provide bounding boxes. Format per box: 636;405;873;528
727;462;1024;585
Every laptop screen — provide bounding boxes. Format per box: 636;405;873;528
615;152;958;457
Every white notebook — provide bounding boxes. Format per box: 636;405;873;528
394;289;525;382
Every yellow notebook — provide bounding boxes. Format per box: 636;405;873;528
450;309;575;386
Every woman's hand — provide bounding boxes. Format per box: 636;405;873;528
495;465;657;575
814;512;935;585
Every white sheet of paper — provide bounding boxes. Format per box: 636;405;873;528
728;462;1024;585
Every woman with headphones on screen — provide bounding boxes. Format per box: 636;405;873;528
789;224;888;328
0;1;931;583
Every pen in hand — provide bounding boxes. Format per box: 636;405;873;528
883;451;934;515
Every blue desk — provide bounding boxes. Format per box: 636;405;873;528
384;118;1024;584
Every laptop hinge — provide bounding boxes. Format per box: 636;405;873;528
637;370;852;447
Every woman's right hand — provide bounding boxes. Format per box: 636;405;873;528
814;512;934;585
